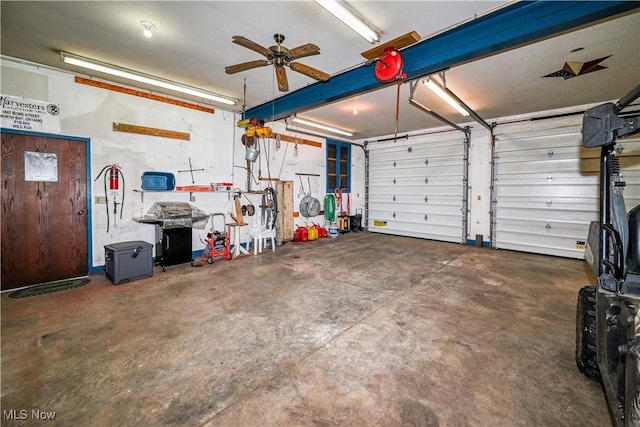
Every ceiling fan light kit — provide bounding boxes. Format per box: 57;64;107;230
314;0;380;43
60;51;237;105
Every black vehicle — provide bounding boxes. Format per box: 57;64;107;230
576;83;640;426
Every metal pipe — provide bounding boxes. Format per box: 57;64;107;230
617;83;640;111
461;128;470;244
489;132;497;248
409;98;466;133
440;86;493;131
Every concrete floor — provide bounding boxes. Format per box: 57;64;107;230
1;232;611;426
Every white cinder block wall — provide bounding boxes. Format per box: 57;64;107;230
2;59;364;268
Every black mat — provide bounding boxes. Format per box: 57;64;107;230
8;277;91;298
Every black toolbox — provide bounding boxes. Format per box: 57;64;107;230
104;241;153;285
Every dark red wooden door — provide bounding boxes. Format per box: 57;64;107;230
1;131;88;290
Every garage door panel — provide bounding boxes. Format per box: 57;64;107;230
398;176;464;187
495;197;598;211
497;182;636;203
495;173;598;187
496;184;598;198
369;164;462;177
619;143;640;156
371;188;462;200
499;145;600;161
496;206;597;222
496;219;588;258
369;141;464;160
368;134;467;243
369;193;460;206
370;202;462;217
370;158;464;172
496;131;581;150
370;153;462;167
368;224;463;243
496;158;601;174
621;141;640;208
620;157;640;171
494;128;639;259
370;208;461;224
369;176;464;185
368;215;463;243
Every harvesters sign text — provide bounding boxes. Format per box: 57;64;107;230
1;95;60;133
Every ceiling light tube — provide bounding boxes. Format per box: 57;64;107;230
291;116;354;137
314;0;380;43
423;77;469;116
60;51;237;105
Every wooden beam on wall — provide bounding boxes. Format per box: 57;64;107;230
273;133;322;148
113;122;190;140
75;77;215;114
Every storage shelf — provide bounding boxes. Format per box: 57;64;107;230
133;188;231;202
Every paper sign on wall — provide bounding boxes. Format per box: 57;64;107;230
1;95;61;133
24;151;58;182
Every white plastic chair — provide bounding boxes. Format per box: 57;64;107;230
247;212;276;254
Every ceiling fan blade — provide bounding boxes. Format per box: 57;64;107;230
225;59;269;74
289;62;330;82
288;43;321;60
231;35;272;58
275;66;289;92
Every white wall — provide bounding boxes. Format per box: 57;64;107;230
231;121;366;237
1;59;342;268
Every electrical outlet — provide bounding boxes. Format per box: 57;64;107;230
95;196;107;204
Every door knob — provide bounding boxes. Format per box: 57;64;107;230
77;209;85;216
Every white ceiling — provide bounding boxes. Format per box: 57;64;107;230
1;1;639;140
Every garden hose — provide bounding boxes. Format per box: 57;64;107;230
324;194;336;223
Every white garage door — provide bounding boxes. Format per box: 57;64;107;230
368;133;468;243
493;125;640;259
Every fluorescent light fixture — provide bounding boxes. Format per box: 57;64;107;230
314;0;380;43
423;77;469;116
291;116;354;137
60;51;237;105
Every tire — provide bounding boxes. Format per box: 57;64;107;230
576;285;601;382
631;379;640;427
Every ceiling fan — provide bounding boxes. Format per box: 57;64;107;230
225;34;330;92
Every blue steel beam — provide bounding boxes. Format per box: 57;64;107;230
246;1;640;122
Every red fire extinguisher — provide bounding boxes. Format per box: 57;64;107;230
109;165;120;190
95;164;125;233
